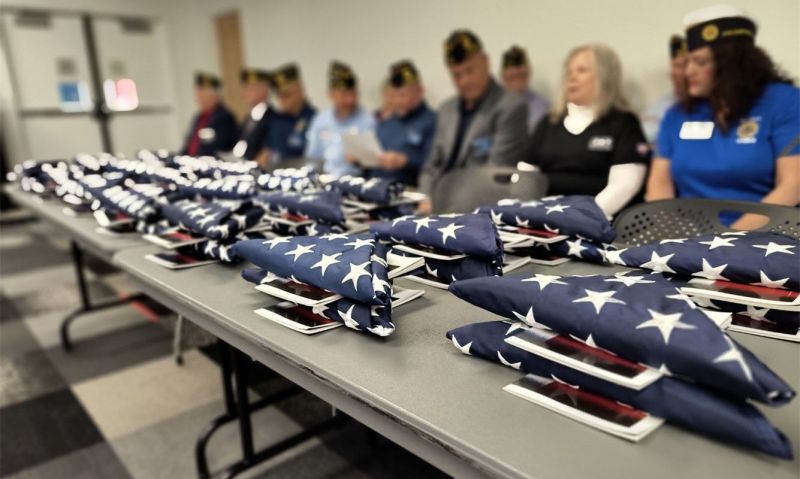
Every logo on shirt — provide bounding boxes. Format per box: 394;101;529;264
588;136;614;151
736;117;759;144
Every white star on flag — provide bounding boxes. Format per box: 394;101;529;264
699;236;738;250
413;217;436;233
344;238;374;250
489;209;503;224
602;248;627;265
522;274;567;290
572;289;627;314
752;271;789;289
311;252;342;276
512;307;538;326
437;223;464;244
660;238;687;244
604;272;655;287
753;242;795;256
693;258;729;281
338;304;360;330
341;261;371;290
641;251;676;274
320;233;349;241
713;335;753;382
497;352;521;369
545;204;570;215
565;239;587;258
514;216;530;228
451;335;472;355
636;309;696;343
284;243;315;262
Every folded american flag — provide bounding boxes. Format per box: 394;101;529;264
511;238;615;264
178;175;256;199
476;195;616;243
256;167;317;193
162;199;265;240
179;231;269;263
371;213;503;260
395;250;502;281
241;267;395;336
689;297;800;330
270;221;346;237
445;320;792;459
326;175;404;205
232;233;392;307
255;190;345;226
94;184;162;222
608;232;799;291
171;155;256;178
449;272;794;405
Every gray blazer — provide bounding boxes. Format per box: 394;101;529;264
418;79;528;196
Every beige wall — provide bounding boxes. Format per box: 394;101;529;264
233;0;799;114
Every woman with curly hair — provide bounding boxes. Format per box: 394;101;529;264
646;4;800;228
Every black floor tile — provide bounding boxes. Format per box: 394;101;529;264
0;295;23;323
0;349;67;408
0;241;70;276
0;388;103;476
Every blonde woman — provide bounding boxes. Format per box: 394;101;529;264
524;44;650;216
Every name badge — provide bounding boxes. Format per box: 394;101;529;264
679;121;714;140
199;127;216;142
471;136;492;154
588;136;614;151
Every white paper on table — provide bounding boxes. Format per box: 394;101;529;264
342;131;383;167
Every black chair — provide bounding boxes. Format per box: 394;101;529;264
613;198;800;246
432;166;548;214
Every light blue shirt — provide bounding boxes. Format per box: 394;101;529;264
304;106;376;177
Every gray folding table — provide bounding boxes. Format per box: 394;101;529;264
113;244;800;479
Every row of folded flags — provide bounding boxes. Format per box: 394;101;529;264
11;153;799;458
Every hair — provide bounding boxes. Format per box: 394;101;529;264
549;44;629;123
681;39;795;131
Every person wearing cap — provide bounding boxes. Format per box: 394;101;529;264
641;36;688;144
418;30;527;213
500;45;550;132
232;67;272;161
646;5;800;228
180;72;238;157
256;64;316;170
304;61;375;177
523;44;651;217
371;60;437;186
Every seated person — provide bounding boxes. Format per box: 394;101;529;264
372;60;437;186
500;45;550;132
524;44;650;217
418;30;528;213
305;61;375;177
180;72;237;157
256;64;316;170
232;67;272;161
647;5;800;228
641;35;688;144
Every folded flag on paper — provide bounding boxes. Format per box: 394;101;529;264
608;232;799;291
232;233;391;308
162;199;265;240
449;272;794;405
476;195;616;244
255;190;345;226
240;266;395;335
178;175;256;199
256;167;317;193
445;320;793;459
326;175;404;205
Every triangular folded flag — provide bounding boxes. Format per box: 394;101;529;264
326;175;404;204
255;190;345;226
449;273;794;405
608;232;799;291
476;195;615;243
162;199;264;240
232;233;391;307
445;321;792;459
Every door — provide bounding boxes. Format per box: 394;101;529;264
214;11;246;120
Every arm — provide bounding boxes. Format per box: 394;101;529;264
595;163;648;216
645;158;675;201
487;98;528;166
730;154;800;229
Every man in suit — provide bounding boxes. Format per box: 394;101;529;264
180;72;238;157
232;67;272;161
418;30;528;213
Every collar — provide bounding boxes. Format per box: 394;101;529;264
460;78;495;113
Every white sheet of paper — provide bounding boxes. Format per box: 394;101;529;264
342;131;383;167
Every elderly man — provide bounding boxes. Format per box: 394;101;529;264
418;30;528;213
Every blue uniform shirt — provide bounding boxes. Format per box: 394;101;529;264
374;101;436;186
305;106;376;177
657;82;800;205
263;103;316;164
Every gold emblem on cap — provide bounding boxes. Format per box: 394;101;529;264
248;70;257;83
736;118;759;139
702;23;719;42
